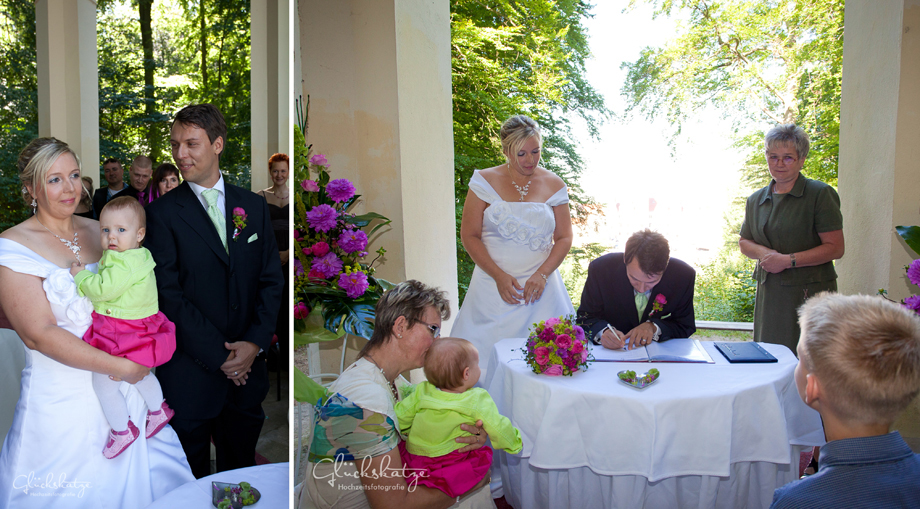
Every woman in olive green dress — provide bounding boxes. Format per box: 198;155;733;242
739;124;845;352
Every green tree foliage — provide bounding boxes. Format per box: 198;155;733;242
621;0;843;188
452;0;609;302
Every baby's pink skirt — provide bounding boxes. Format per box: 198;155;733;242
398;442;492;498
82;311;176;368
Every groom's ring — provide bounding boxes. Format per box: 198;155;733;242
234;371;238;376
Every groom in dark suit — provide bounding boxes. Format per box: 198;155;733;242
577;229;695;350
145;104;284;478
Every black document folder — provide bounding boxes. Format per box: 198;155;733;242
714;341;778;363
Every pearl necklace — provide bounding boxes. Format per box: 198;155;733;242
35;216;82;263
364;354;399;400
506;163;532;202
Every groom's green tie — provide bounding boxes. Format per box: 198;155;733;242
635;291;648;320
202;188;228;253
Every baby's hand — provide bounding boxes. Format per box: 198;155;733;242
69;261;83;277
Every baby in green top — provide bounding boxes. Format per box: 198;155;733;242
70;197;177;459
395;337;522;498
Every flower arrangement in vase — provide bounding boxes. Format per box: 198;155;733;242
522;315;592;376
879;225;920;315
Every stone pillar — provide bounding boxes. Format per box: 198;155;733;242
299;0;457;378
252;0;294;192
35;0;99;186
838;0;920;447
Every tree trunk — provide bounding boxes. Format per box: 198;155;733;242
138;0;160;161
200;0;208;90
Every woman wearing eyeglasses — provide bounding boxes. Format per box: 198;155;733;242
300;280;493;509
739;124;845;353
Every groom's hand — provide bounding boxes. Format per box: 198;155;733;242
221;341;259;386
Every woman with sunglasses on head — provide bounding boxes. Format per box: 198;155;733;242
300;280;493;509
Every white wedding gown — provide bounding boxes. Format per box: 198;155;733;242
0;239;194;508
451;171;575;384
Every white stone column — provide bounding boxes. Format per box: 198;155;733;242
300;0;457;377
252;0;294;192
35;0;99;186
838;0;920;446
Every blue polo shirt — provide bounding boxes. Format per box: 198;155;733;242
771;431;920;508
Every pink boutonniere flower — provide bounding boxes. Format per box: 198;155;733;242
232;207;248;241
649;293;667;316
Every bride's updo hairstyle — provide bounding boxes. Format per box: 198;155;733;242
17;137;82;204
359;280;450;358
500;115;542;160
424;337;477;391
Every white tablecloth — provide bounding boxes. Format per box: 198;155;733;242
145;463;290;508
486;339;825;509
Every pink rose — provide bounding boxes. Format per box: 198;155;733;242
544;317;561;328
301;179;319;192
534;347;550;366
543;365;563;376
580;350;588;362
293;302;309;319
232;207;247;219
312;242;330;257
309;154;328;166
302;246;312;256
655;294;667;305
555;334;572;349
571;341;584;354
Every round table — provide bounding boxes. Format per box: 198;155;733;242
145;462;289;508
486;339;824;509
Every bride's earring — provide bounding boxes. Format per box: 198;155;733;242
31;198;37;214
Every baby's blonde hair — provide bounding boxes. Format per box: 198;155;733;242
424;337;478;391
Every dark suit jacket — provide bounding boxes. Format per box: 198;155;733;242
92;184;138;219
145;181;284;420
576;253;696;343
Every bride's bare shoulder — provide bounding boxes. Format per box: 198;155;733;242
0;221;31;242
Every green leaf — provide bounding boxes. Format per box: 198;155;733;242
896;226;920;256
294;367;330;404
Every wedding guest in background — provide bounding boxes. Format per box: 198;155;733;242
770;293;920;508
74;176;95;219
577;229;696;350
299;280;492;509
739;124;844;353
145;103;284;478
93;157;135;218
256;153;290;372
128;156;154;203
0;137;192;506
451;114;574;384
141;163;181;206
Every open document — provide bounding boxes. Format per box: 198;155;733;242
591;337;714;363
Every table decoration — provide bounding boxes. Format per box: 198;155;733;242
521;315;592;375
212;481;260;508
617;369;659;390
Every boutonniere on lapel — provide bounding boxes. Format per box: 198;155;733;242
231;207;248;241
649;293;667;316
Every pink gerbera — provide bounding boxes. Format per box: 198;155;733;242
307;204;338;232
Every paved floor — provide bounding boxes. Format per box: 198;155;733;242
256;366;290;464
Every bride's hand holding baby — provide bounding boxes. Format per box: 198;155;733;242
455;420;489;453
69;261;83;277
109;358;150;384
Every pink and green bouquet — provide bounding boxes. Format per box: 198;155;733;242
522;315;592;376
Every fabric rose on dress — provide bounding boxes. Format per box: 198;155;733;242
294;302;309;319
337;271;369;299
311;252;343;279
908;259;920;286
309;154;328;166
543;365;563;376
326;179;356;203
46;269;94;331
337;230;368;254
301;179;319;192
307;204;338;232
904;295;920;314
534;346;550;366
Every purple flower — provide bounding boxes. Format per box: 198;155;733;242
311;252;343;279
337;230;368;254
326;179;356;203
309;154;328;166
294;259;304;277
307;204;338;232
908;259;920;286
574;325;585;342
904;295;920;314
301;179;319;192
337;271;370;299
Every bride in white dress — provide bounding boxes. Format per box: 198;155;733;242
452;115;575;384
0;138;193;507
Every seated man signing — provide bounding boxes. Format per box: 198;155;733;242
770;293;920;509
576;229;695;350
